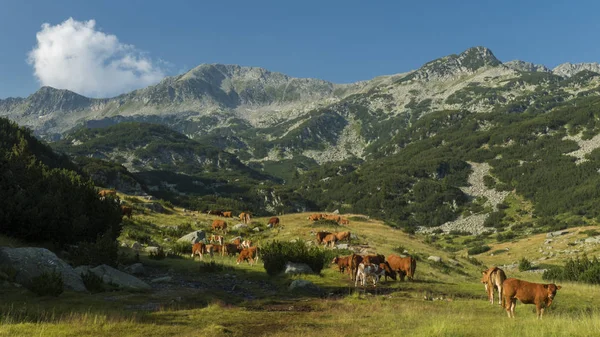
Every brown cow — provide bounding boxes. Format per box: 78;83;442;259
239;212;251;224
223;243;240;257
334;231;351;242
315;231;332;244
237;247;259;265
206;244;222;257
502;278;562;318
322;233;338;248
325;215;341;223
267;217;280;227
482;267;507;305
386;254;417;281
207;210;223;216
121;205;133;219
211;220;227;233
191;242;207;259
209;235;224;245
349;254;364;281
339;218;350;225
363;254;385;265
307;213;323;221
379;262;397;281
331;255;352;274
98;189;117;199
222;211;232;218
231;237;242;247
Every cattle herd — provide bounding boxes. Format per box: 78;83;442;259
97;190;563;320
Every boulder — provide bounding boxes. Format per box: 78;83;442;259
428;256;442;263
253;227;261;232
0;247;86;292
544;239;553;245
89;264;151;292
145;246;161;254
124;263;145;276
150;276;172;283
177;231;206;244
233;224;248;230
284;262;314;275
332;209;340;214
546;230;568;238
74;265;91;276
289;279;323;295
335;243;349;250
585;236;600;244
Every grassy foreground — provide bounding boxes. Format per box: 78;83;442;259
2;200;600;336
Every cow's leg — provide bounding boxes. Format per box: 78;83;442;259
509;300;516;318
497;284;502;306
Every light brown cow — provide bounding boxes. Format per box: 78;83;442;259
379;262;397;281
481;267;507;305
231;237;242;247
339;218;350;225
267;217;280;227
315;231;332;244
98;189;117;199
363;254;385;266
222;211;233;218
325;215;341;223
209;235;224;245
239;212;251;224
502;278;561;318
307;213;323;221
237;247;259;265
334;231;351;242
331;255;352;274
386;254;417;281
121;205;133;219
322;233;338;248
191;242;207;259
211;220;227;233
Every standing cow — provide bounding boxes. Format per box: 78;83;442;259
239;212;251;224
481;267;507;305
386;254;417;281
502;278;561;318
211;220;228;233
121;205;133;219
267;217;280;227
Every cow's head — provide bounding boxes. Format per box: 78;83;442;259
480;270;489;284
544;284;562;306
331;256;339;264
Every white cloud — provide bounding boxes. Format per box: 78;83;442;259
27;18;166;98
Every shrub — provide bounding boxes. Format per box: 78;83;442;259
432;229;444;234
518;258;532;271
170;241;192;256
29;271;63;297
68;228;120;267
543;255;600;284
448;230;471;236
198;261;232;273
465;256;484;266
348;216;369;222
81;272;107;294
148;247;166;260
496;231;517;242
467;245;491;255
261;240;327;276
582;229;600;237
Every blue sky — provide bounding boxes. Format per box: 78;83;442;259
1;0;600;98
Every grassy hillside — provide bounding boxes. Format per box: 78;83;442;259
3;194;600;336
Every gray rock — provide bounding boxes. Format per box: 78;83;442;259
124;263;145;276
585;236;600;244
145;246;161;254
350;233;359;240
74;265;91;276
150;276;172;283
335;243;349;250
253;227;261;232
284;262;314;275
428;256;442;263
332;209;339;214
233;224;248;230
131;242;142;251
289;279;322;294
177;230;206;244
0;247;86;292
89;265;151;292
546;230;568;238
544;239;553;245
448;259;460;266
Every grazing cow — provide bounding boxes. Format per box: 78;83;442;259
267;217;280;227
322;233;338;248
502;278;562;318
223;243;240;257
482;267;507;305
315;231;332;244
387;254;417;281
231;237;242;247
331;255;352;274
206;244;222;256
239;212;251;224
191;242;207;259
241;240;252;249
379;262;397;281
98;189;117;199
363;254;385;266
237;247;259;265
355;263;386;287
211;220;227;233
350;254;364;281
121;206;133;219
339;218;350;225
334;231;351;242
307;213;323;221
201;244;215;259
209;235;224;245
207;210;223;216
325;215;341;223
222;211;232;218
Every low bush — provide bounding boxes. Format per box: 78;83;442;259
29;271;63;297
261;240;327;276
467;245;491;255
148;247;166;260
448;230;471;236
348;216;369;222
465;256;484;266
543;255;600;284
68;229;120;267
582;229;600;237
81;272;107;294
169;241;192;256
518;258;532;271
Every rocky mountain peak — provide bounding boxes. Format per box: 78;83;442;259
552;62;600;78
504;60;550;73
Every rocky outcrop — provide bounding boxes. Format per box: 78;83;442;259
89;264;151;292
553;62;600;77
178;230;206;244
284;262;314;275
0;247;86;292
504;60;550;73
